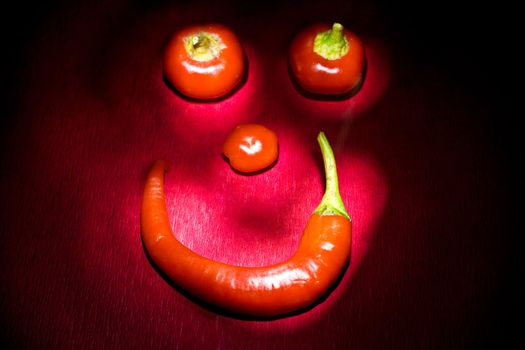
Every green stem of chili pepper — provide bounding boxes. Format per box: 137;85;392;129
183;31;224;62
313;23;349;60
314;132;351;220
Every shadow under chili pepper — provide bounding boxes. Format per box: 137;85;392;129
141;238;351;321
162;55;249;103
287;58;368;101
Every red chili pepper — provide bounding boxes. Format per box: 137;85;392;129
141;132;352;316
223;124;279;173
289;22;365;96
163;23;245;99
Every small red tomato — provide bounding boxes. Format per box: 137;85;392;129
289;22;365;96
223;124;279;173
163;24;245;99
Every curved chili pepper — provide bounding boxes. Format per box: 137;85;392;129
141;132;352;316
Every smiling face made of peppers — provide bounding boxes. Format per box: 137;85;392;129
145;21;364;317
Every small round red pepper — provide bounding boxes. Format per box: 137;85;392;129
289;22;366;95
163;23;245;99
223;124;279;173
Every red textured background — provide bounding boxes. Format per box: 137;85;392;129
1;0;518;348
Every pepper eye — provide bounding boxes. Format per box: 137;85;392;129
239;136;262;155
163;24;244;99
